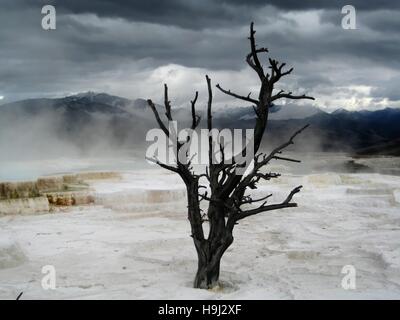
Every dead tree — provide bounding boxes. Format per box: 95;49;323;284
146;23;314;289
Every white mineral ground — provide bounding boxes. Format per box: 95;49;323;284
0;153;399;299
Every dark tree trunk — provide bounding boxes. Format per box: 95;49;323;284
193;249;221;289
192;209;234;289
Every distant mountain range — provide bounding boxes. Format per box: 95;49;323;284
220;105;400;154
0;92;399;158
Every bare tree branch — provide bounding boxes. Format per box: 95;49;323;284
268;58;293;83
246;47;269;72
233;185;302;221
147;99;169;137
248;22;265;80
263;124;310;164
145;156;179;173
272;91;315;101
164;84;173;121
272;155;301;163
191;91;200;129
206;75;214;171
216;84;258;105
239;193;272;205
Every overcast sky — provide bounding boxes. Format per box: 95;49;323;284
0;0;399;111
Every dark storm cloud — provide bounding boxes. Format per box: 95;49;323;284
25;0;255;29
228;0;400;11
22;0;400;30
1;0;400;110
